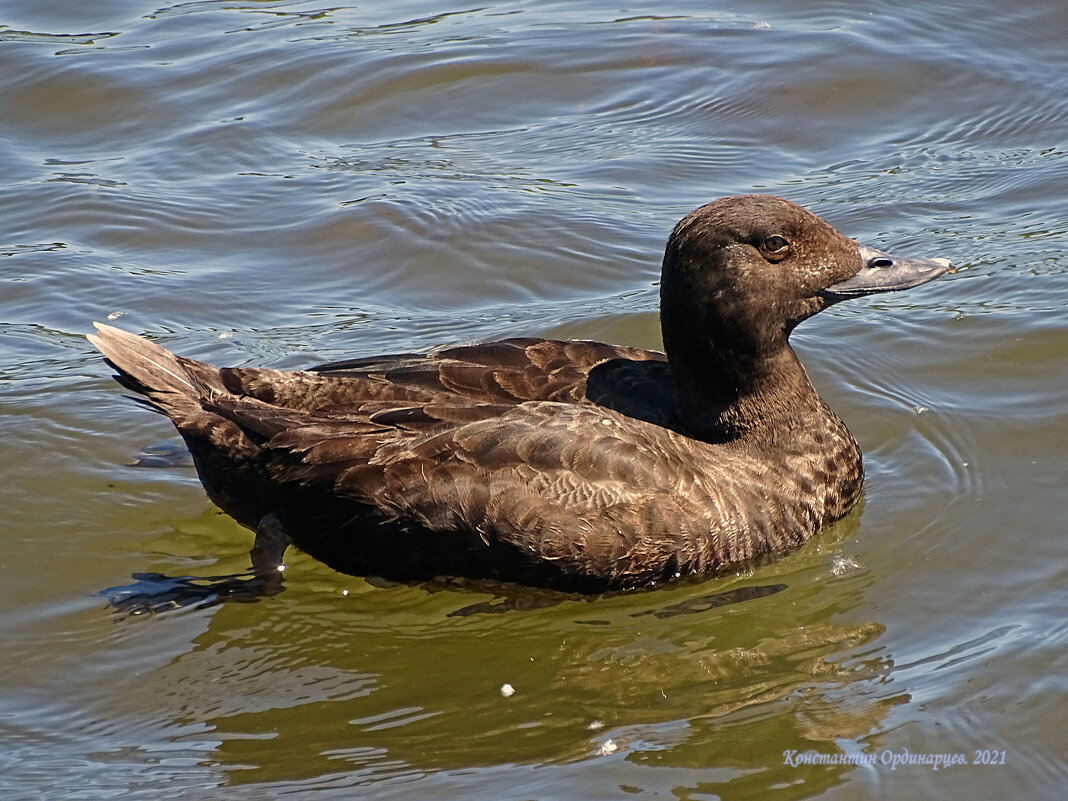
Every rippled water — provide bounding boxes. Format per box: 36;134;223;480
2;1;1066;799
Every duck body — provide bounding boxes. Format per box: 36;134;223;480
90;195;951;592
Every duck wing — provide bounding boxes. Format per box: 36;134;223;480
202;337;664;409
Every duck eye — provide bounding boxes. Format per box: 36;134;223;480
758;234;790;262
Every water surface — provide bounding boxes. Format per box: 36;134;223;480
1;1;1066;799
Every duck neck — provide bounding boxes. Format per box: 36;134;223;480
665;332;832;443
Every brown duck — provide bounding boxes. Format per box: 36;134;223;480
90;195;951;592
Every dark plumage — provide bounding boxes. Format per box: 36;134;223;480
89;195;951;592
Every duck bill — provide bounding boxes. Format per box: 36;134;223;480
819;245;953;301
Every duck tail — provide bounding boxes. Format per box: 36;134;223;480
87;323;222;420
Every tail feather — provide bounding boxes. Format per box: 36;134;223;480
87;323;217;419
89;323;283;532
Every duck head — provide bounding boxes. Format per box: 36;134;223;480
659;194;952;435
